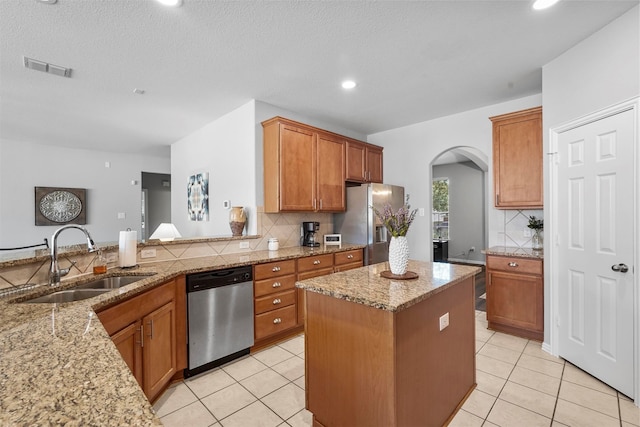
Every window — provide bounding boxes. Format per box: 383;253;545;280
432;178;449;240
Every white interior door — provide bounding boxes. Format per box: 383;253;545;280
556;108;635;398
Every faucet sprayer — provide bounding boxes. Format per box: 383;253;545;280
49;225;98;286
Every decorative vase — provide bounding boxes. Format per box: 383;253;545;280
532;229;543;250
389;236;409;275
229;206;246;236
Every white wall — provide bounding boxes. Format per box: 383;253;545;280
542;7;639;346
368;94;542;262
171;101;258;237
0;140;169;248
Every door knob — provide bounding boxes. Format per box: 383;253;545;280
611;263;629;273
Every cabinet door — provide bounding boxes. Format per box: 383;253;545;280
143;301;177;402
366;146;383;183
492;107;542;208
111;321;143;388
316;133;345;212
486;271;543;338
280;124;316;211
346;140;367;182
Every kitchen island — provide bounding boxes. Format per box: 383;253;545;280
297;260;481;427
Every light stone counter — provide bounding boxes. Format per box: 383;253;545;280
0;244;363;426
296;259;481;312
483;246;544;259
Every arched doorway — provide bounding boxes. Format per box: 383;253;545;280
430;147;488;265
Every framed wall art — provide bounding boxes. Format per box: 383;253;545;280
35;187;87;226
187;172;209;221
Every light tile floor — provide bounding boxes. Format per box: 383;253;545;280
154;311;640;427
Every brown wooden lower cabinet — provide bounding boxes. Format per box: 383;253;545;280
252;249;364;351
486;254;543;341
96;277;186;403
305;276;475;426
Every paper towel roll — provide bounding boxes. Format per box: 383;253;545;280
119;230;137;268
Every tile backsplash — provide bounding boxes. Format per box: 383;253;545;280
493;209;544;248
0;208;334;290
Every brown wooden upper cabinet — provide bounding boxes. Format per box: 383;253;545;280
263;117;350;213
345;139;383;183
490;107;543;209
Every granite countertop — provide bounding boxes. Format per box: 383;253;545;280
482;246;544;259
0;244;363;426
296;260;481;312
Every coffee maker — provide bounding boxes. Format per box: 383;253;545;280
302;221;320;247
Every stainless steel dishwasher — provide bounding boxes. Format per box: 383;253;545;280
185;265;254;377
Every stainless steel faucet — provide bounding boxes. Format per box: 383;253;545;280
49;225;98;286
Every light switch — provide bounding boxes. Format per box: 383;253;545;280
117;212;126;219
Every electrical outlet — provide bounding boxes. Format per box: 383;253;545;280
469;247;475;252
439;312;450;331
419;208;425;217
117;212;126;219
239;241;250;249
140;248;156;258
105;252;117;263
524;228;532;237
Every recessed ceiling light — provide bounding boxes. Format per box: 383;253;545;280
532;0;560;10
36;0;57;4
341;80;357;89
133;88;146;95
156;0;183;6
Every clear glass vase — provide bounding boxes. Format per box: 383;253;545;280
532;229;543;250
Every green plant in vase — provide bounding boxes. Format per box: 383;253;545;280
528;216;543;250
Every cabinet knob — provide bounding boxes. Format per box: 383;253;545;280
347;254;354;259
272;282;281;288
272;266;281;272
273;318;282;324
508;262;518;268
313;260;321;265
273;298;281;305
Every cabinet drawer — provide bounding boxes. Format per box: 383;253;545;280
255;305;297;340
298;254;334;272
298;267;334;281
334;249;363;266
254;274;297;298
255;289;296;315
334;262;363;273
254;259;296;280
486;255;542;276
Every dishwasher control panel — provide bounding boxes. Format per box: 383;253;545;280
186;266;253;292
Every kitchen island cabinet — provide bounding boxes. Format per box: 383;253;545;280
490;106;543;209
297;260;480;427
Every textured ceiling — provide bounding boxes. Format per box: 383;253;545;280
0;0;637;156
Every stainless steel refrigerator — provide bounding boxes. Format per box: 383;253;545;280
333;183;405;265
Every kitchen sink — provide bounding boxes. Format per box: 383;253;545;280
20;274;154;303
22;288;111;304
74;275;153;290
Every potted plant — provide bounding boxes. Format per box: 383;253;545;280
528;215;544;250
372;196;418;275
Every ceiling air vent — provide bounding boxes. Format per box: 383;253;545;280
23;56;72;78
